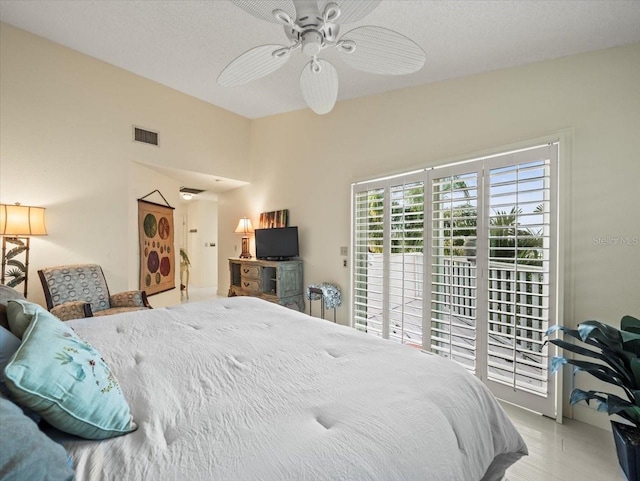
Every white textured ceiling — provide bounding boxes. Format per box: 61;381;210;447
1;0;639;120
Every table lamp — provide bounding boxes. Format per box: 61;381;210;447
0;203;48;297
234;217;254;259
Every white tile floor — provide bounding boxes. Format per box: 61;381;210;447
503;402;625;481
179;286;626;481
180;285;221;303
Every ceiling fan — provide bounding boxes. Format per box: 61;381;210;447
218;0;426;115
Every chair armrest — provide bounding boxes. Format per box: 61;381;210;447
109;291;151;309
50;302;93;321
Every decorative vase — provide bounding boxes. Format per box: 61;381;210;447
612;421;640;481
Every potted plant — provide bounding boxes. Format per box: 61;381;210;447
179;248;191;266
547;315;640;481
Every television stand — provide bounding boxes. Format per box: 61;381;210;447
228;258;304;312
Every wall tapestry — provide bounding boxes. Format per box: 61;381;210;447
138;191;175;296
259;209;288;229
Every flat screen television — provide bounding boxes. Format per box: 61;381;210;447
255;227;299;260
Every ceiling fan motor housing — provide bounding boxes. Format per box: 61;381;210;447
284;0;339;57
301;31;323;56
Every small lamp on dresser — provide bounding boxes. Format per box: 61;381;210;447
234;217;254;259
0;203;48;297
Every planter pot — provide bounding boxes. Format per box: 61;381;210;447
612;421;640;481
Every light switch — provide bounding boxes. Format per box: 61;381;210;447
340;246;348;256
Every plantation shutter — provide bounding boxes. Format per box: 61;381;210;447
482;144;557;415
389;180;425;347
427;169;481;373
353;186;385;336
352;174;425;347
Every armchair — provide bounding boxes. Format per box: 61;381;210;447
38;264;151;321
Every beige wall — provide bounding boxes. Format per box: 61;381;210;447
186;199;219;288
218;43;640;428
0;23;251;307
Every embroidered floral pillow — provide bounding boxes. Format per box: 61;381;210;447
4;301;137;440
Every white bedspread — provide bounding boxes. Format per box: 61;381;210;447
60;297;527;481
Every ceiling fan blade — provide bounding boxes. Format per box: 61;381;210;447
339;26;426;75
300;59;338;115
317;0;382;24
218;45;291;87
230;0;296;24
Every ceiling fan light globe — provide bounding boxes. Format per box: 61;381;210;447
301;31;323;57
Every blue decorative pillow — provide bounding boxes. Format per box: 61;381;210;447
0;325;21;400
0;395;75;481
0;325;42;423
4;305;137;440
0;325;20;375
6;299;46;339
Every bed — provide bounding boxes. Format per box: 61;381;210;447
10;296;528;480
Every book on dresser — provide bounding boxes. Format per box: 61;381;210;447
228;258;304;312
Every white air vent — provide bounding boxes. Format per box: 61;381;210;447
133;126;159;146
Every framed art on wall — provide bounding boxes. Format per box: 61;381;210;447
138;191;175;295
259;209;288;229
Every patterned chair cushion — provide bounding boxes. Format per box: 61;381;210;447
51;301;92;322
93;306;148;317
4;300;137;440
38;264;150;320
39;264;111;314
110;290;146;308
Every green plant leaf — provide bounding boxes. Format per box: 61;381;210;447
6;259;26;271
569;390;640;425
548;338;607;360
620;329;640;356
570;388;607;407
5;268;23;279
578;321;623;345
622;315;640;334
6;276;24;287
6;238;25;247
5;246;27;259
548;338;633;385
549;356;567;374
567;359;634;397
631;358;640;388
546;324;604;350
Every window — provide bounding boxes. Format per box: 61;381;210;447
352;143;559;416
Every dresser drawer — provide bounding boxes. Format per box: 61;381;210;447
240;279;260;294
241;265;260;279
228;258;304;312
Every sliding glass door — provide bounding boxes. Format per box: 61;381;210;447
352;143;559;417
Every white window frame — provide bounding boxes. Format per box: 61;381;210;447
350;132;571;422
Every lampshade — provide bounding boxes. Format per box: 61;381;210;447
234;217;254;235
0;203;48;236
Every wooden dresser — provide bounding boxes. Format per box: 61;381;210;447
228;258;304;311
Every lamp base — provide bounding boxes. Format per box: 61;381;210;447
239;236;252;259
